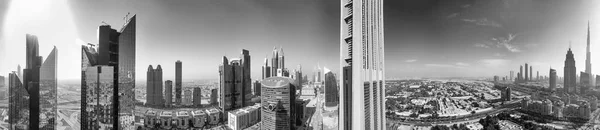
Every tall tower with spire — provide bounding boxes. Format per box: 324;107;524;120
586;21;593;86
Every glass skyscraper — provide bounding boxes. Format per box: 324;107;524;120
81;15;136;130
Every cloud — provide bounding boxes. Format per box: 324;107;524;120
405;59;418;63
462;18;502;28
494;53;505;57
425;63;466;69
461;4;471;8
455;62;470;66
473;33;521;52
479;59;511;68
474;43;491;48
447;13;459;18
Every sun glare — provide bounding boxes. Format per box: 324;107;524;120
2;0;80;80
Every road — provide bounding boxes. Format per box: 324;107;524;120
579;109;600;130
57;110;81;130
309;85;324;130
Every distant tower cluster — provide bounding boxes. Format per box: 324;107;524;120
263;47;288;79
9;34;58;129
81;15;136;129
515;63;534;83
146;65;164;107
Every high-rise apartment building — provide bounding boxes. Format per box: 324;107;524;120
564;46;577;94
525;63;529;81
211;89;218;105
324;67;339;107
81;15;136;130
193;87;202;106
146;65;164;107
253;80;261;96
550;69;557;91
176;60;182;105
262;58;271;80
339;0;385;129
165;80;173;107
183;89;193;106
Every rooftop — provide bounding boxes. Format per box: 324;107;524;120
261;77;294;88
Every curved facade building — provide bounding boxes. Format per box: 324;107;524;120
260;77;296;130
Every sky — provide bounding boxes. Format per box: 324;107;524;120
2;0;600;81
384;0;600;78
0;0;340;81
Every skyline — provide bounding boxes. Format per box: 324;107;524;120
0;0;340;81
3;0;600;80
385;0;600;78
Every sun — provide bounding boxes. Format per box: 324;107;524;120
2;0;80;80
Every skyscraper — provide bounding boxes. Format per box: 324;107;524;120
241;50;252;107
211;88;218;105
39;46;58;129
260;77;296;130
537;71;539;80
295;65;303;90
11;34;59;130
146;65;164;107
9;71;28;129
586;21;593;86
219;49;252;116
23;34;42;130
83;65;115;129
324;67;339;107
262;58;271;79
596;75;600;87
193;87;202;106
340;0;385;129
0;76;4;88
550;68;557;91
165;80;173;107
17;65;21;81
519;65;523;82
581;72;590;93
525;63;529;81
183;89;193;105
510;71;514;81
279;47;285;70
81;15;136;130
564;46;577;94
176;60;182;105
271;47;279;77
530;66;533;81
117;15;137;130
253;80;261;96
